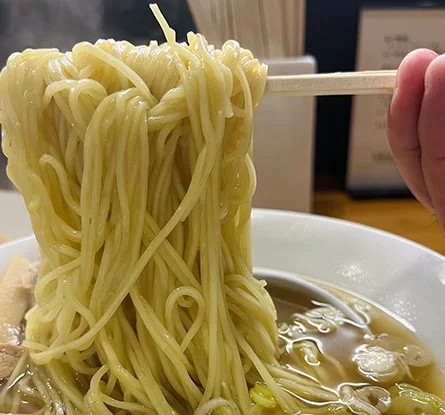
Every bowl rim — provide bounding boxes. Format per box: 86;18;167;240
252;208;445;261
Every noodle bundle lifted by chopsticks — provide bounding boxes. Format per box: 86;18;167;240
0;4;306;415
1;5;445;414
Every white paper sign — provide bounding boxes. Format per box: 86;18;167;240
347;7;445;194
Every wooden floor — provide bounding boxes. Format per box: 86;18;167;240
313;191;445;255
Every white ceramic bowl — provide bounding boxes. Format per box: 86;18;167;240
0;208;444;378
251;209;445;377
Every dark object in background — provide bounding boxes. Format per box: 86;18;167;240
102;0;196;44
305;1;359;190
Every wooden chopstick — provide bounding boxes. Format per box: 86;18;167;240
265;70;397;96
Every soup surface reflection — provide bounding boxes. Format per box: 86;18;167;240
267;277;445;411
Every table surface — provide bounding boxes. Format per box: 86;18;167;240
313;191;445;256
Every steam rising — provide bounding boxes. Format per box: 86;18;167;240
0;0;103;65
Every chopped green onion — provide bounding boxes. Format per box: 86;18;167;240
249;383;277;409
403;344;432;368
388;383;445;415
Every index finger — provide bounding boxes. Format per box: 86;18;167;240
387;49;438;211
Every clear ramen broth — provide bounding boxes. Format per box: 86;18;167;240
267;279;445;410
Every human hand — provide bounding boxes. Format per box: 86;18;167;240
387;49;445;228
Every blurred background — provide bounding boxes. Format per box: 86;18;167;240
1;0;445;251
